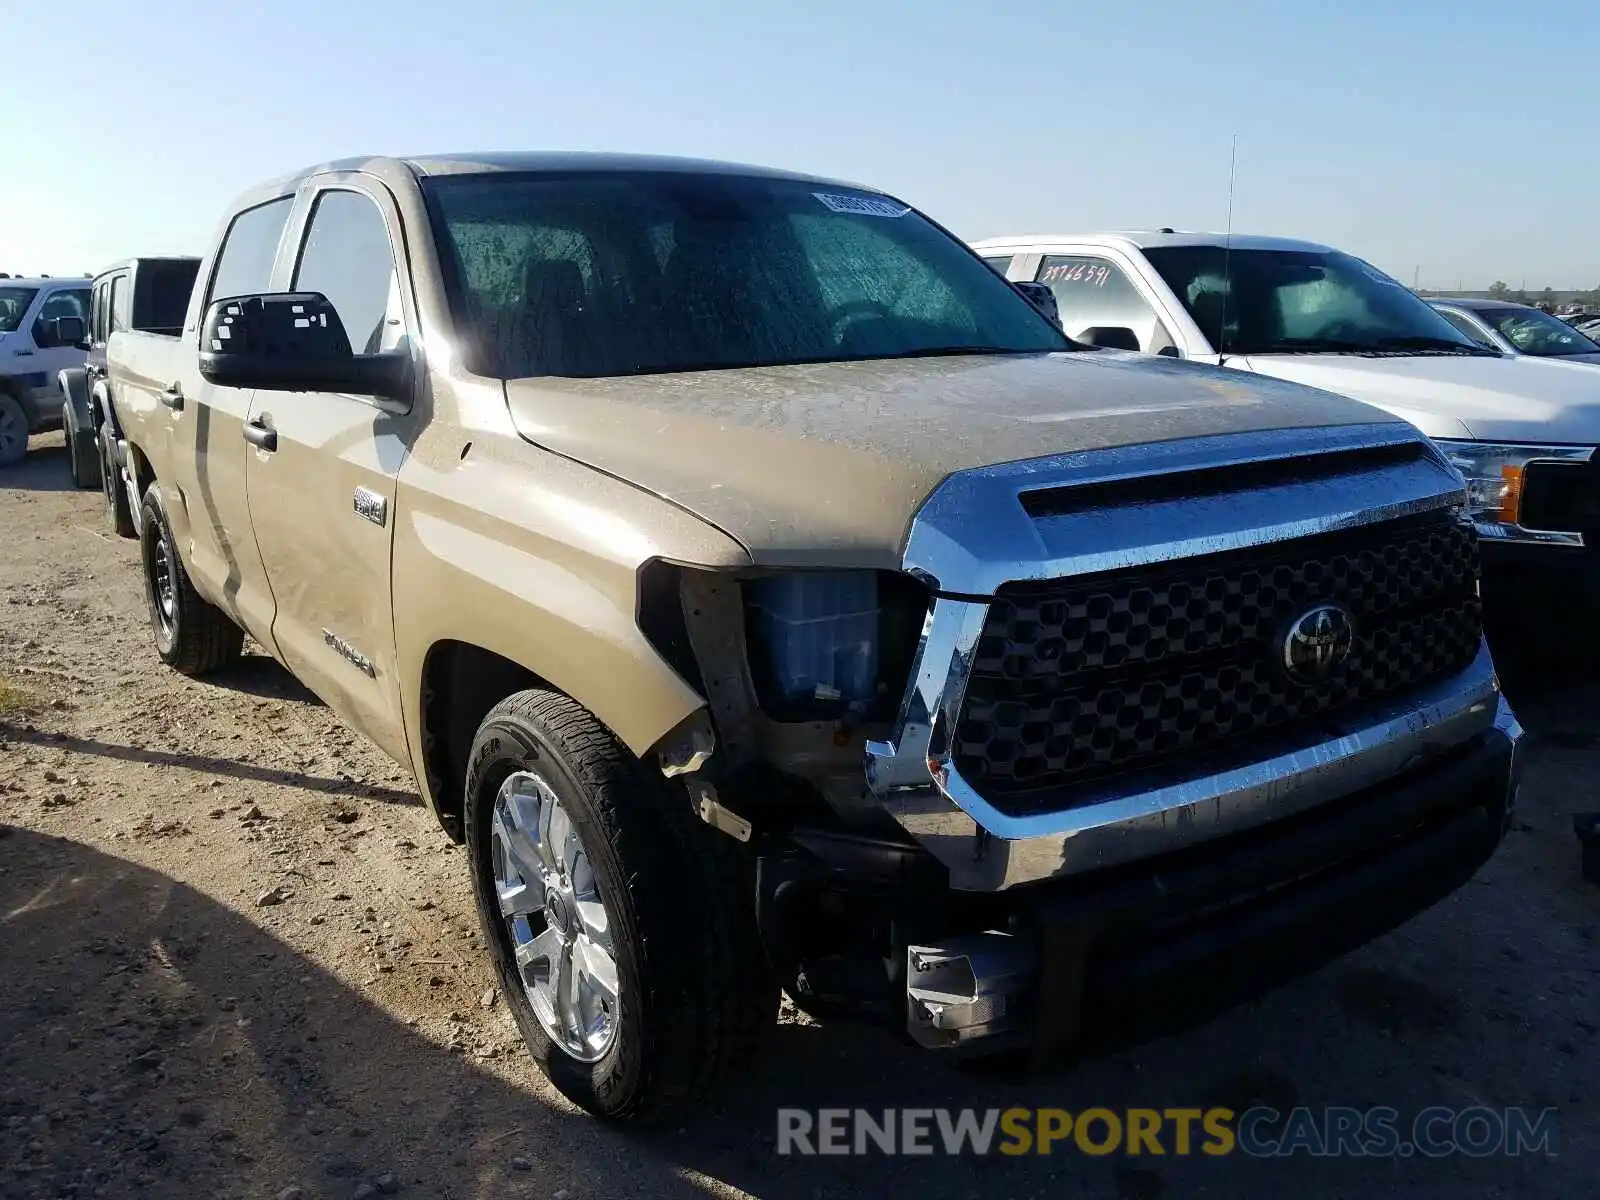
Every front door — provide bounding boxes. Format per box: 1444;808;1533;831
29;287;91;402
244;181;421;761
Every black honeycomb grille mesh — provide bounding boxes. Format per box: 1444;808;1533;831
953;514;1481;814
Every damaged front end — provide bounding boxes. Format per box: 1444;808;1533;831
641;422;1523;1063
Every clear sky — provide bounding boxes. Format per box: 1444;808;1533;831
4;0;1596;290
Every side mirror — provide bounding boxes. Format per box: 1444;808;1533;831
198;292;410;399
1013;281;1061;327
50;315;87;349
1077;326;1142;352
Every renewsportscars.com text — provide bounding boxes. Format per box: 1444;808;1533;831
776;1106;1559;1158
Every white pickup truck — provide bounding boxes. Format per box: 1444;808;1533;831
974;232;1600;620
0;277;92;466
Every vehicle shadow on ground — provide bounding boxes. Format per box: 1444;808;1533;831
205;651;327;706
0;724;420;807
0;825;708;1200
0;440;78;494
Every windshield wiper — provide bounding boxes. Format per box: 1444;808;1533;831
1251;335;1498;358
884;345;1046;359
1372;336;1499;356
1250;338;1378;355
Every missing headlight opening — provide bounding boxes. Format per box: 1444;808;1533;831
743;570;930;723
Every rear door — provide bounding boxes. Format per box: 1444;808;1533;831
243;179;421;759
85;275;118;385
166;196;295;642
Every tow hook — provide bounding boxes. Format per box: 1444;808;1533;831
904;931;1036;1050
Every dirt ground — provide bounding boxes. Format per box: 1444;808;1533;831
0;436;1595;1200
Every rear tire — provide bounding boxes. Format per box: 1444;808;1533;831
66;416;100;489
102;427;136;538
0;393;26;467
139;483;243;676
464;689;775;1121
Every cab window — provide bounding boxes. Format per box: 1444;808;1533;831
1437;309;1496;350
1037;255;1175;353
292;190;405;355
108;276;129;333
91;280;109;342
207;197;294;307
39;289;90;323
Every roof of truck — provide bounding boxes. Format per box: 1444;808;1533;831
0;277;88;288
397;151;862;187
970;231;1337;254
230;152;885;220
92;256;203;281
1427;297;1538;312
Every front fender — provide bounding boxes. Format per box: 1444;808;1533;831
392;430;750;791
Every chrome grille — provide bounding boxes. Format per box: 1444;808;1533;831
952;513;1482;815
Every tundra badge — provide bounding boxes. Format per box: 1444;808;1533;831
353;486;387;526
322;629;377;677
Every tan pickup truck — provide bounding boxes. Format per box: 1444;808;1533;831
107;152;1522;1121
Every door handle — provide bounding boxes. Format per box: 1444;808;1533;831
158;385;184;411
11;348;32;357
243;418;277;452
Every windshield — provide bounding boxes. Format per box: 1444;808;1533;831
422;171;1068;378
0;287;39;333
1142;247;1487;356
1473;305;1600;357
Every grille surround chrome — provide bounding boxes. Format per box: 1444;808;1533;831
863;421;1510;890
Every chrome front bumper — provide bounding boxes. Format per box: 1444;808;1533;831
864;422;1520;891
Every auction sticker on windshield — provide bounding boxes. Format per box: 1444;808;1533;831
814;192;911;218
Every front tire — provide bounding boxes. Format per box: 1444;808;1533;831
139;483;243;675
0;393;27;467
464;689;775;1121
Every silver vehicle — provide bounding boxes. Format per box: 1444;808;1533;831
1430;298;1600;365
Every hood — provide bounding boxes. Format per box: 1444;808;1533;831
1239;352;1600;443
504;351;1400;568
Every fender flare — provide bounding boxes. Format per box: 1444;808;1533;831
89;377;119;438
58;368;92;438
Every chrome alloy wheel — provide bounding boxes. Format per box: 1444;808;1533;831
151;535;177;635
491;770;621;1062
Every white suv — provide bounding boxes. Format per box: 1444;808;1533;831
0;277;92;465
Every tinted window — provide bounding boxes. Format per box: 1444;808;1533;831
35;290;89;343
91;281;109;342
292;190;402;355
1037;255;1174;353
108;276;129;332
139;261;200;332
1474;305;1600;357
207;198;293;306
0;287;38;333
424;172;1068;379
1143;247;1483;356
982;255;1013;276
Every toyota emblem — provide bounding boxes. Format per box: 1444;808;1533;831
1282;604;1354;683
